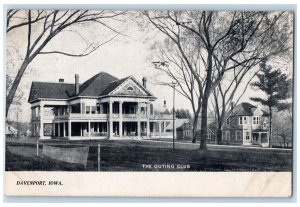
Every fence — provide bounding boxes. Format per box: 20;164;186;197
36;140;101;171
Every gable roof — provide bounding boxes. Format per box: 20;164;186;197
101;77;129;95
28;72;155;103
231;102;269;116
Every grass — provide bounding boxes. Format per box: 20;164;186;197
5;138;292;171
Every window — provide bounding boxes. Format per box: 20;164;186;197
127;86;134;91
239;117;243;125
245;131;250;140
96;103;100;114
91;106;96;114
86;106;90;114
244;116;247;124
43;123;52;136
226;118;230;125
207;133;211;140
236;130;242;140
253;116;260;124
225;131;230;140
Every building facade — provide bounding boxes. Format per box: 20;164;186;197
28;72;173;140
221;102;270;147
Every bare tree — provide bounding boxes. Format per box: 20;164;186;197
144;11;292;150
211;66;259;144
150;40;204;141
6;9;127;117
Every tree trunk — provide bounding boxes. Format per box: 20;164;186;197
6;59;29;117
199;50;213;150
192;109;200;143
217;128;222;145
199;97;208;150
269;106;272;148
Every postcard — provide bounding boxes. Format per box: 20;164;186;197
4;8;293;197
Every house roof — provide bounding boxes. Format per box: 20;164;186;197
28;82;75;102
76;72;119;96
28;72;155;103
166;119;191;130
231;102;269;116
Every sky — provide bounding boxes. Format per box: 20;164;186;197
6;10;293;122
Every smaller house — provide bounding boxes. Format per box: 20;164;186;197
176;119;193;141
222;102;269;147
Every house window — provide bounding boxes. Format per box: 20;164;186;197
91;106;96;114
244;117;247;124
207;132;211;140
253;116;260;124
236;130;242;140
43;123;52;136
225;131;230;140
127;86;134;91
86;106;90;114
96;103;100;114
239;117;243;125
245;131;250;140
226;118;230;125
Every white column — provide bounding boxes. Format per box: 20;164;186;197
109;100;113;138
119;101;123;137
146;102;150;138
137;102;141;137
100;104;103;114
39;103;44;139
158;121;162;137
68;121;71;139
88;122;91;138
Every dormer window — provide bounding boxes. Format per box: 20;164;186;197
127;86;134;91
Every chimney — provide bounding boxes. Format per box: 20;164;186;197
142;77;147;88
59;78;64;83
75;74;79;95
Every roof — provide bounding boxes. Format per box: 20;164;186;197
231;102;269;116
76;72;118;96
166;119;191;130
28;82;75;102
28;72;155;103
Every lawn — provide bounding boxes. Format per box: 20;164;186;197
5;138;292;171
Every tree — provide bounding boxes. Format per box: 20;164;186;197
176;108;192;119
144;11;292;150
250;58;291;147
6;10;126;117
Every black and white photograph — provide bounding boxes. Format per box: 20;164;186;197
4;7;294;197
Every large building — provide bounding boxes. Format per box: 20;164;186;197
28;72;173;140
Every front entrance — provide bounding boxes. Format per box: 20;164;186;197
252;133;261;145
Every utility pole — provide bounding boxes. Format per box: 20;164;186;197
172;82;176;150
